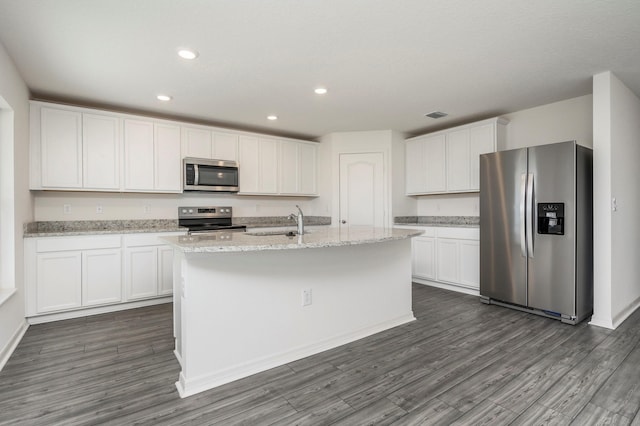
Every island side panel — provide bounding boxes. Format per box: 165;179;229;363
175;238;414;398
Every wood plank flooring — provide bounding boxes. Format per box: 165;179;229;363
2;283;640;425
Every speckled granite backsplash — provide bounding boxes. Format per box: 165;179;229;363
234;216;331;228
395;216;479;226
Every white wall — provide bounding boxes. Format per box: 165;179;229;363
591;71;640;329
0;41;32;368
315;130;415;227
33;191;324;221
416;95;594;217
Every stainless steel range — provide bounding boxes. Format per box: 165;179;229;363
178;206;246;234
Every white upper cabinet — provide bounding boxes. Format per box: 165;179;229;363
238;136;278;194
124;119;182;192
182;126;212;159
239;137;317;196
154;123;182;192
30;101;315;196
83;113;120;190
279;140;318;196
405;117;507;195
212;132;239;162
182;126;239;162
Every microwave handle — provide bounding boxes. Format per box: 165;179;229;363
194;164;199;186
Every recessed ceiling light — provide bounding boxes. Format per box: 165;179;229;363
177;49;199;60
267;115;278;121
157;94;172;101
314;87;328;95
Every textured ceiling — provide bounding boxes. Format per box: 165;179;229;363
0;0;639;140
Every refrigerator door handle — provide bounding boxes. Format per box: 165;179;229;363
520;173;527;258
526;173;535;258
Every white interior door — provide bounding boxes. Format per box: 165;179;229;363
339;152;385;227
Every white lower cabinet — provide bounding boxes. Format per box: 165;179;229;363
123;233;179;301
400;225;479;294
26;231;184;320
82;249;122;306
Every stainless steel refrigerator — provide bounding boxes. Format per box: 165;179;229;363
479;141;593;325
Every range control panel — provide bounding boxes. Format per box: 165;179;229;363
538;203;565;235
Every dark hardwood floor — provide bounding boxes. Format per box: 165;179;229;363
2;283;640;425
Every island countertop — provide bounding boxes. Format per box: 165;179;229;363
162;226;423;253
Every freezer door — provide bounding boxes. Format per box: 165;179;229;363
480;148;528;306
527;141;576;316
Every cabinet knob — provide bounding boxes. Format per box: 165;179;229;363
341;220;347;224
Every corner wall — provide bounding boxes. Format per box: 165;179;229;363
0;41;32;368
591;71;640;329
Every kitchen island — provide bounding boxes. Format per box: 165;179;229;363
162;227;422;398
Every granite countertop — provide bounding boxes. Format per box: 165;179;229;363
161;227;423;253
23;220;186;237
23;216;333;238
394;216;479;228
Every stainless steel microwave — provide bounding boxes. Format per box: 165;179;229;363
183;157;239;192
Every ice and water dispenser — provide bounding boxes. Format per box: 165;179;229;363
538;203;564;235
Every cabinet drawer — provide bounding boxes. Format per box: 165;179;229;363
36;235;122;253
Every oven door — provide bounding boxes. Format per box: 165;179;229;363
184;158;239;192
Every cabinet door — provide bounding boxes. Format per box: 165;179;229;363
36;251;82;313
238;137;279;194
212;132;239;161
413;237;436;280
182;127;212;159
459;240;480;289
83;249;122;306
83;113;120;190
40;108;83;188
158;246;174;296
154;123;182;192
405;139;426;194
279;140;299;194
446;129;470;191
238;136;260;193
124;119;155;190
125;246;158;300
424;134;446;193
436;239;459;284
259;138;279;194
298;142;317;195
468;124;496;190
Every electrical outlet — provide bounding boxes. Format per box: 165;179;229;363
63;204;71;214
96;205;103;214
302;289;312;306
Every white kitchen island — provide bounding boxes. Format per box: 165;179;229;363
162;227;422;398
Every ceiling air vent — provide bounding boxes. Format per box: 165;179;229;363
424;111;448;119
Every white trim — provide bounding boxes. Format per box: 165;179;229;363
175;313;415;398
0;318;28;372
26;296;172;324
0;288;16;307
413;277;480;296
588;316;615;330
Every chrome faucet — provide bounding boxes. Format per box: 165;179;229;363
288;205;305;235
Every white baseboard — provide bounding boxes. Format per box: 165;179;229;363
0;319;29;372
27;297;173;324
413;278;480;296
